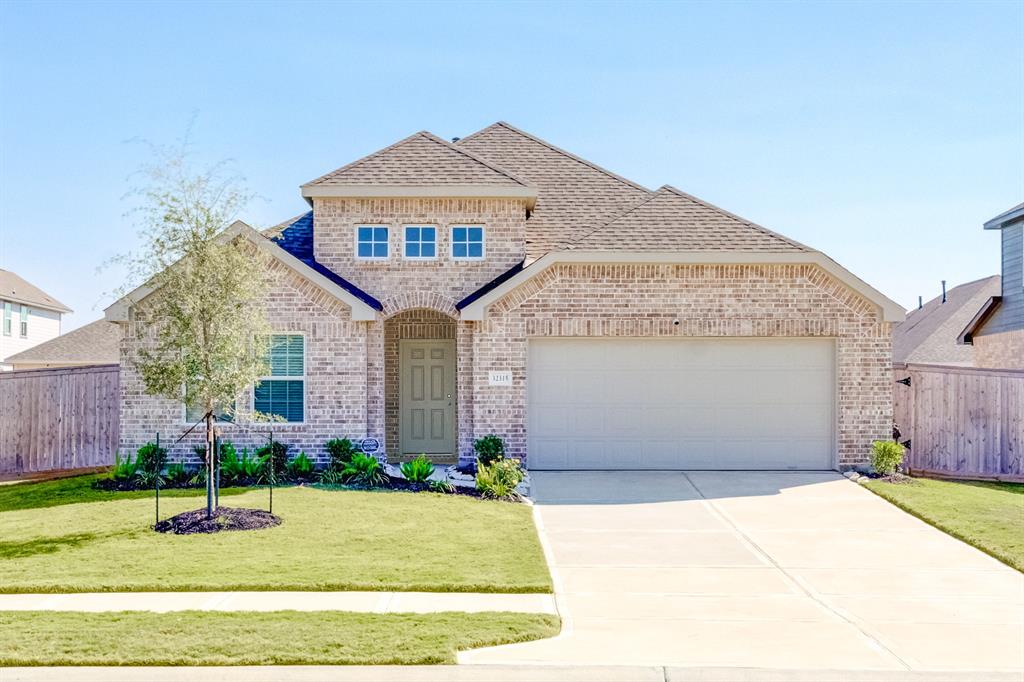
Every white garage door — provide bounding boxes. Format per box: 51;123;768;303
527;338;835;470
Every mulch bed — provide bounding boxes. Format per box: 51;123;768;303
154;507;281;534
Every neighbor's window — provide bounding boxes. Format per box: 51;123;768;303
19;306;28;338
356;226;389;259
451;226;485;260
2;302;10;336
404;226;437;259
254;334;305;422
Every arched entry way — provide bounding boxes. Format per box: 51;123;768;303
384;308;457;462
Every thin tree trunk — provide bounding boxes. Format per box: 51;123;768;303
205;412;214;519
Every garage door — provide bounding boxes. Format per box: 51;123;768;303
527;338;835;470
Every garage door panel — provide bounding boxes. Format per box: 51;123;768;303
528;338;835;470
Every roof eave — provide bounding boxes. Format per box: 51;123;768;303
957;296;1002;345
104;221;380;323
983;203;1024;230
459;250;905;323
0;295;72;314
299;184;537;209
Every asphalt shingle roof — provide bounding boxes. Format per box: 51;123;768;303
892;275;1001;365
456;122;652;259
303;131;531;188
0;269;72;313
267;212;384;310
569;185;811;253
4;319;120;366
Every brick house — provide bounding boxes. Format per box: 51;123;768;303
106;123;904;471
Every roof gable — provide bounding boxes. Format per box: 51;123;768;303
0;269;72;313
894;275;1000;364
302;131;531;189
569;185;810;253
456;122;651;258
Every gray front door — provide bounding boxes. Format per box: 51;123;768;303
400;340;456;456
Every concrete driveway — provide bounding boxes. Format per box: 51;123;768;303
461;471;1024;672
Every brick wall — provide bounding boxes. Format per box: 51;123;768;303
974;329;1024;369
119;262;368;466
312;197;527;308
472;263;893;468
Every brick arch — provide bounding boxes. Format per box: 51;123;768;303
381;291;458;319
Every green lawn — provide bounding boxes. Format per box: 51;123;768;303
0;610;559;666
864;477;1024;572
0;477;552;593
0;474;245;513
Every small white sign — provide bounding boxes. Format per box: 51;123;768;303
488;370;513;386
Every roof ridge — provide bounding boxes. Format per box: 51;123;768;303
457;121;652;194
302;131;427;187
565;186;670;248
659;185;813;252
416;130;533;188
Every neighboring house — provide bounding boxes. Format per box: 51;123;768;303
106;123;904;471
4;319;121;371
893;276;1000;366
0;269;72;371
959;203;1024;369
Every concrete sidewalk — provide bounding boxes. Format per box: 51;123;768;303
0;591;556;614
2;665;1020;681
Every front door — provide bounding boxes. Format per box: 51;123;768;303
399;340;456;456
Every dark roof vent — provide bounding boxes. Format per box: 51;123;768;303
941;280;947;304
451;137;461;143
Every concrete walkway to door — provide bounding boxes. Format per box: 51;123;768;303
460;471;1024;672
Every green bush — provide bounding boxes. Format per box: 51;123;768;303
163;461;191;487
136;442;168;485
243;451;269;483
220;447;245;486
286;451;316;480
111;451;139;483
317;469;346;486
429;479;456;494
400;455;434;484
871;440;905;476
325;438;357;471
255;440;289;478
476;459;524;500
342;453;387;488
473;434;506;467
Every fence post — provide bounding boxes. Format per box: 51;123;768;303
269;430;274;515
214;430;220;510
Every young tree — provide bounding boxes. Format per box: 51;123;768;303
115;142;273;518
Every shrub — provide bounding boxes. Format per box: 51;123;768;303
325;438;357;471
871;440;905;476
243;451;269;484
220;447;245;486
111;451;139;483
164;461;191;487
429;478;456;494
286;451;316;480
342;453;387;488
136;442;168;484
473;434;506;467
318;468;346;486
400;455;434;484
476;458;524;500
255;440;289;478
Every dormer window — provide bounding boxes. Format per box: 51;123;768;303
356;226;389;260
451;226;485;260
404;226;437;260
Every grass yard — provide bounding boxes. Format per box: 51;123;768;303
864;477;1024;572
0;610;560;665
0;474;245;513
0;476;552;593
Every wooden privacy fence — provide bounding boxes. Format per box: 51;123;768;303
0;364;119;477
893;362;1024;481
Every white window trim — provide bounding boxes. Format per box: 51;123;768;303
402;224;439;261
354;224;391;261
19;306;28;338
252;332;307;425
450;225;486;261
2;302;11;337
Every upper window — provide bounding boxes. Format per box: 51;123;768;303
2;302;10;336
451;226;485;260
404;226;437;259
19;306;28;338
254;334;305;423
356;226;389;260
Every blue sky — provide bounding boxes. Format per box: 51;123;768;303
1;0;1021;331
